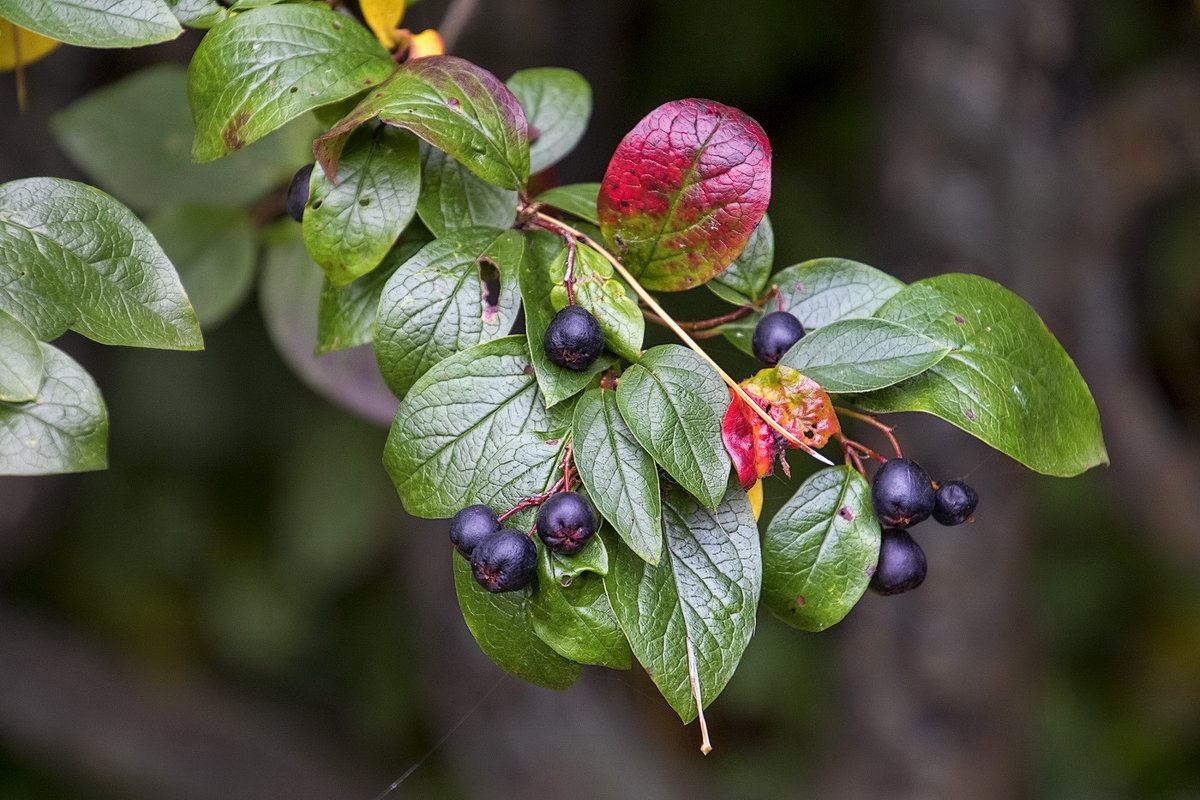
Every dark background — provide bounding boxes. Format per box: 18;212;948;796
2;0;1199;797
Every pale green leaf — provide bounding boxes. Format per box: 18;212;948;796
0;309;43;402
535;183;600;226
0;0;180;47
708;215;773;305
780;317;951;393
506;67;591;173
415;143;516;237
0;177;202;350
0;343;107;475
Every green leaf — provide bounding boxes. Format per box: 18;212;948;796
147;204;256;329
52;64;318;214
722;257;904;356
548;245;643;362
762;466;880;632
530;541;630;670
506;67;591;174
847;274;1108;476
615;345;729;508
572;389;662;565
0;343;107;475
518;231;615;407
452;555;581;690
0;178;203;350
535;183;600;226
165;0;226;28
415;143;516;237
303;126;421;286
780;318;951;393
708;215;773;306
606;482;760;721
0;309;43;403
374;228;525;398
188;3;394;161
384;336;556;517
316;236;428;355
315;55;529;190
0;0;180;47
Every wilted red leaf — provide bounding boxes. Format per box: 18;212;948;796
721;366;840;490
597;99;770;292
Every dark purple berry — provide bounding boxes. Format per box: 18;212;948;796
471;529;537;592
543;305;604;371
869;528;927;595
286;163;314;222
751;311;805;366
535;491;598;555
871;457;935;528
449;504;500;558
933;480;978;525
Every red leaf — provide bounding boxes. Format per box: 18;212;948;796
598;99;771;292
721;367;840;490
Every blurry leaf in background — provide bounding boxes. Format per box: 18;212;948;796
0;0;181;48
0;343;107;475
258;223;399;427
0;309;43;403
506;67;592;174
147;205;257;330
360;0;405;48
0;19;61;71
52;64;317;214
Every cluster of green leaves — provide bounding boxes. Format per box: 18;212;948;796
2;0;1108;730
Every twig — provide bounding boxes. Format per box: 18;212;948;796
834;406;903;459
525;208;833;466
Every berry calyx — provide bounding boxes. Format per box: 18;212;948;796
286;163;314;222
471;529;537;593
449;504;501;558
535;491;599;555
871;457;935;528
543;305;604;371
869;528;928;595
751;310;805;366
933;480;978;525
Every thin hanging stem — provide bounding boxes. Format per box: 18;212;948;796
526;208;833;467
834;406;903;459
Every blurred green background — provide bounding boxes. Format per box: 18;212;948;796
1;1;1198;798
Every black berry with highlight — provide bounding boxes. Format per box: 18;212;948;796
543;305;604;371
535;491;599;555
449;504;500;558
871;457;935;528
751;311;805;366
869;528;927;595
471;529;537;593
933;480;978;525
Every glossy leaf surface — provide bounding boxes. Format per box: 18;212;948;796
780;317;951;393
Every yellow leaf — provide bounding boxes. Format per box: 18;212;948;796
407;28;444;59
0;19;61;72
361;0;406;48
747;478;763;522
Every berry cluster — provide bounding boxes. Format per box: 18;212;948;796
867;458;978;595
449;491;599;593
